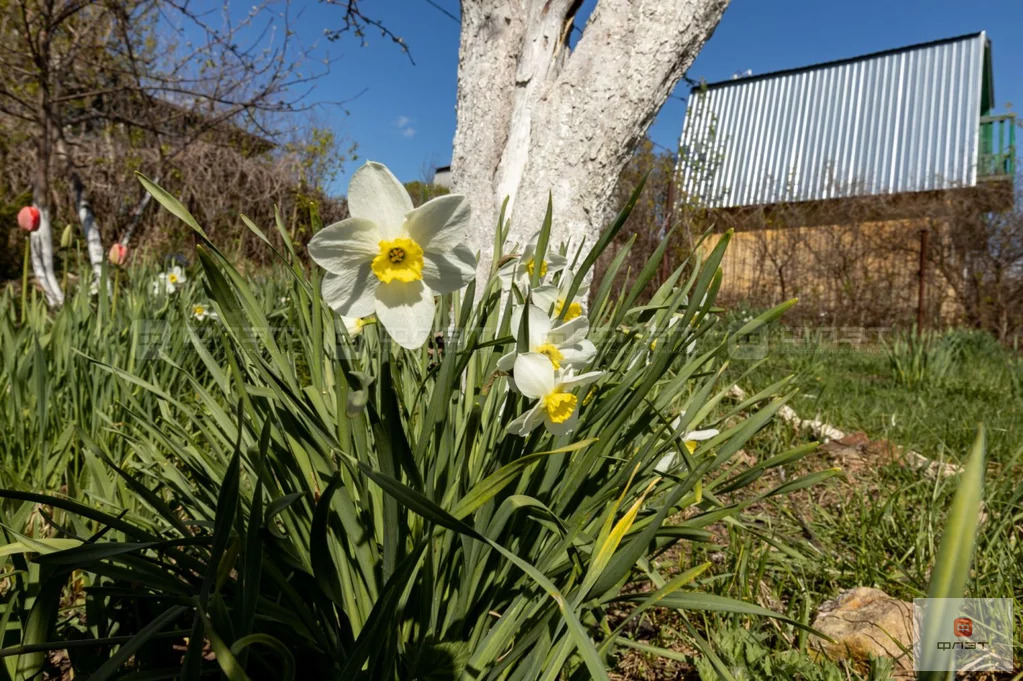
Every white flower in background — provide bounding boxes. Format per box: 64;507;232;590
533;273;588;322
152;266;186;295
498;230;568;288
192;302;218;322
307;161;476;350
654;425;720;473
497;305;595;378
507;353;601;436
343;316;369;338
165;266;186;290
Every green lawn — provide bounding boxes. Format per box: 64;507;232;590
730;327;1022;464
653;326;1023;679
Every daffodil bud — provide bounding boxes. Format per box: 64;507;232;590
346;371;375;416
17;206;40;232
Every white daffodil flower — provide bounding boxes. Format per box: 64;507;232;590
654;425;720;473
497;305;595;378
165;266;186;292
307;161;476;350
342;316;368;338
151;266;186;296
191;303;218;322
532;273;588;322
507;353;601;437
498;230;568;289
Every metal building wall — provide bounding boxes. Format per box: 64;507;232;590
678;33;988;208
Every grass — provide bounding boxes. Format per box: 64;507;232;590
3;189;844;681
0;210;1014;680
611;323;1022;679
734;326;1022;463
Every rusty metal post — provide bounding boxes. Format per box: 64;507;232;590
917;226;929;330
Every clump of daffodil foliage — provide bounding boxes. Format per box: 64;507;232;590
0;161;824;681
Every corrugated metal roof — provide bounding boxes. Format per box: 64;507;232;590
677;32;993;208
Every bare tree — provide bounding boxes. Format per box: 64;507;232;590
0;0;332;305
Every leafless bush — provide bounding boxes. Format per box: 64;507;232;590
1;118;349;279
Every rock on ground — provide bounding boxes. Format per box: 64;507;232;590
809;587;914;675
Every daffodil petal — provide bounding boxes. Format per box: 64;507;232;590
531;285;559;314
654;452;677;473
557;370;602;390
322;266;377;317
307;218;380;273
342;316;365;338
684;429;720;441
545;408;578;436
405;194;471;251
374;279;435;349
347;162;413;238
545;251;568;273
559;340;596;369
421;245;476;295
526;305;552;350
549;316;589;345
496;351;516;372
507;403;545;436
513;352;555;400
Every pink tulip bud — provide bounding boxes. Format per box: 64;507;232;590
108;243;128;266
18;206;40;233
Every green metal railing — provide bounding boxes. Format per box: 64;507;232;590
979;114;1016;178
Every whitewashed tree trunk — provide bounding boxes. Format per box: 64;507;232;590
29;203;64;307
57;139;106;290
452;0;728;275
72;176;106;291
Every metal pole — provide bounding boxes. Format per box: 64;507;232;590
917;227;929;330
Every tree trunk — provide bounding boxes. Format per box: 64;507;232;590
57;138;106;290
29;204;64;307
31;120;64;307
451;0;728;275
29;24;64;307
74;176;106;291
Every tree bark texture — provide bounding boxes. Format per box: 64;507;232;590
451;0;728;275
58;138;106;289
32;109;64;306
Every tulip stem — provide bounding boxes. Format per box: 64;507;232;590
20;238;31;325
112;268;120;314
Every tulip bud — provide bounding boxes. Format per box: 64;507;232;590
108;243;128;266
60;224;74;249
17;206;40;233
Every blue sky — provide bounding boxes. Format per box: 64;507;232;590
291;0;1022;195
